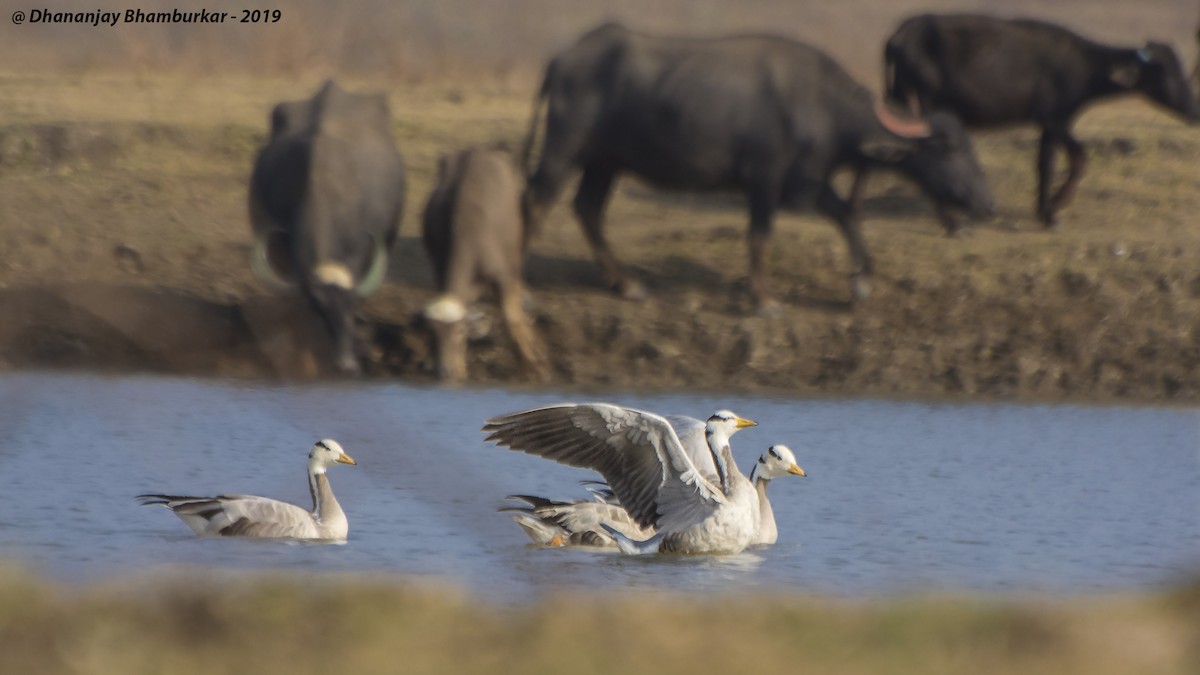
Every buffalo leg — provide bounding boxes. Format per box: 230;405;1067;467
1035;129;1061;227
1045;132;1087;221
846;168;869;222
501;281;549;381
433;318;468;382
573;165;643;299
936;204;962;237
523;158;572;247
746;183;782;315
425;295;470;382
817;184;873;301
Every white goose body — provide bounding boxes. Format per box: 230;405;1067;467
138;439;357;541
483;403;761;555
505;445;805;549
660;469;758;553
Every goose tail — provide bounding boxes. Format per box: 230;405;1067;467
504;510;569;546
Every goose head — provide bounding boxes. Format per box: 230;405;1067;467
704;410;756;491
751;444;807;482
704;409;757;446
307;439;358;475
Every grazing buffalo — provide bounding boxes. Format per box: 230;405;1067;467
883;14;1199;226
422;146;548;382
1192;22;1200;91
521;22;994;311
249;80;406;374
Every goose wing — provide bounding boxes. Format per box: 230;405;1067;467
483;403;726;530
137;493;318;539
502;495;652;546
540;499;655;540
662;414;722;483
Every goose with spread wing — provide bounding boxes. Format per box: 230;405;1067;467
137;439;357;540
483;403;760;554
503;444;806;548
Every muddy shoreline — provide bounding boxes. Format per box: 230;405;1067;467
1;77;1198;403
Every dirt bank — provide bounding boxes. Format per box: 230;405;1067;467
0;75;1198;402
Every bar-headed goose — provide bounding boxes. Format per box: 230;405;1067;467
502;444;806;548
483;403;760;554
747;444;807;545
502;492;655;547
137;439;357;541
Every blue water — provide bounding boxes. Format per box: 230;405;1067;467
1;372;1197;601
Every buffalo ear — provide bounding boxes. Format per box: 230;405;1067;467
859;135;914;164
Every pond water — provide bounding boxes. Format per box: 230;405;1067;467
1;372;1197;601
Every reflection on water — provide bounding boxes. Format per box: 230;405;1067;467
1;372;1197;601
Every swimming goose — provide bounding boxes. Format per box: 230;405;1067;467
502;492;656;547
748;444;807;545
502;444;806;548
137;439;357;540
482;403;760;555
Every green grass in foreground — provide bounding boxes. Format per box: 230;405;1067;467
0;568;1197;675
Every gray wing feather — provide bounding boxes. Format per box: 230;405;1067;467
216;497;318;538
543;500;655;540
663;414;719;482
483;403;725;529
144;494;318;538
655;414;733;529
502;497;653;546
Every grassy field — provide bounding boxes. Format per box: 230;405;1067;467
0;568;1198;675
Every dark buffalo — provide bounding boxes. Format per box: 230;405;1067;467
883;14;1199;226
249;80;406;374
521;22;994;311
1192;21;1200;91
422;146;548;382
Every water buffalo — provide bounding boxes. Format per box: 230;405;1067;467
521;22;994;311
422;146;548;382
882;14;1199;227
249;80;406;374
1192;21;1200;91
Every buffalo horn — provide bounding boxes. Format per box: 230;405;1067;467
354;234;388;297
250;230;294;290
874;99;931;139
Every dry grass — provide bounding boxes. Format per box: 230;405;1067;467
0;567;1198;675
1;0;1196;87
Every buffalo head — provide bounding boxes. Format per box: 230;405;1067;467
423;295;469;382
863;104;996;221
1115;42;1200;123
307;263;361;375
251;230;390;375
